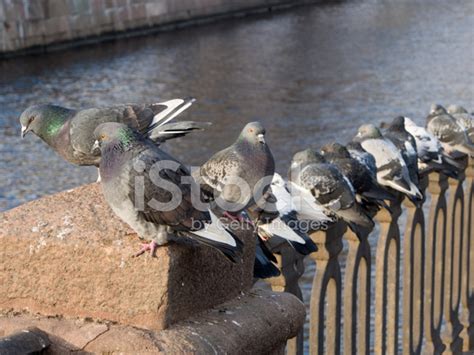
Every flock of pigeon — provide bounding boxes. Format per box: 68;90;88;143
19;100;473;278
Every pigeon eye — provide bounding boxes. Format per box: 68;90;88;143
28;116;34;124
249;129;253;133
100;134;107;140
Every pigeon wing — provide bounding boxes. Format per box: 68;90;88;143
127;148;210;231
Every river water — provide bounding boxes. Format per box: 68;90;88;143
0;0;473;351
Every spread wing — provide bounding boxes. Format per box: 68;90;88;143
69;102;188;157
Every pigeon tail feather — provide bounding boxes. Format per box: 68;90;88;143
147;97;196;134
189;211;243;262
336;204;374;230
258;217;306;244
254;240;280;278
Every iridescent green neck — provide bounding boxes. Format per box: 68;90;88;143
118;127;135;147
35;106;72;141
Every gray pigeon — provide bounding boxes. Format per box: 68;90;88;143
245;187;318;256
289;149;374;235
447;104;474;142
93;122;243;262
381;116;420;186
194;122;307;245
19;98;206;168
426;104;474;156
404;116;462;177
353;124;423;202
194;122;275;217
321;142;394;212
346;141;378;180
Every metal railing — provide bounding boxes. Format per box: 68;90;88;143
267;156;474;354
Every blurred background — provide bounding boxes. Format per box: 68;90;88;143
0;0;473;210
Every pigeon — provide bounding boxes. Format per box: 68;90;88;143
381;116;420;186
19;98;206;168
403;116;463;176
321;142;394;211
289;149;374;235
346;141;378;180
426;104;474;156
193;122;275;219
271;173;330;224
447;104;474;141
246;185;318;256
92;122;243;262
353;124;423;202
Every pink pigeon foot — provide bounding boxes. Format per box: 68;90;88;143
133;240;159;257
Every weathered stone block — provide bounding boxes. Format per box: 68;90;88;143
145;2;167;18
0;184;255;331
24;0;46;20
130;3;147;20
115;0;128;8
0;289;305;353
105;0;115;9
69;0;91;15
47;0;69;18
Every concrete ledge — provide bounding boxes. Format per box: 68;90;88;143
0;184;254;331
0;289;305;354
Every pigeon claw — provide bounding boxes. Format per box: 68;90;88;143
133;240;159;258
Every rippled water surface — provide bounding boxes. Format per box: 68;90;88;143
1;0;473;211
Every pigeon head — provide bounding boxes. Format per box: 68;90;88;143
354;124;382;141
19;104;71;139
239;121;267;145
447;104;468;115
386;116;406;131
93;122;138;152
321;143;351;159
429;104;447;116
291;149;325;169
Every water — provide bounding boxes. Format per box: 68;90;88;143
1;0;473;212
0;0;473;351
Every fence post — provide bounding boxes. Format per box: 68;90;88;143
308;221;344;355
374;196;402;355
266;238;306;355
343;226;371;355
402;176;427;354
460;157;474;351
423;172;448;354
442;161;466;353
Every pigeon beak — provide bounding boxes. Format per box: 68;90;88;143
257;134;265;144
21;126;28;138
91;140;101;153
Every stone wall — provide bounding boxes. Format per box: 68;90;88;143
0;0;303;55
